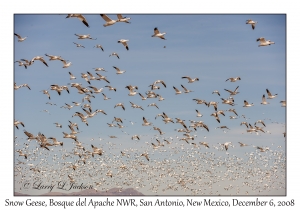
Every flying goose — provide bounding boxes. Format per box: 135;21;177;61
181;84;193;93
131;135;140;140
222;142;232;151
114;103;125;110
280;100;286;107
141;153;149;161
130;101;144;110
62;132;77;141
225;77;241;82
227;108;238;116
224;86;239;96
96;73;110;83
31;56;48;67
246;19;257;30
195;109;203;117
182;76;199;83
238;142;249;147
100;14;117;27
93;67;106;71
102;93;111;100
142;117;152;126
91;144;103;156
15;60;28;69
14;33;27;42
17;150;27;159
73;42;85;48
240;121;249;128
261;94;269;105
255;120;266;127
212;90;220;96
48;137;63;146
66;14;89;27
74;34;96;40
148;103;159;109
105;85;116;91
59;59;72;68
53;122;62;128
14;120;25;129
116;14;131;23
266;89;278;99
93;45;104;51
173;86;182;95
68;72;76;80
44;54;63;61
200;142;209;148
152;27;166;40
113;66;126;74
88;86;103;93
109;52;120;59
243;100;254;107
257;37;275;46
117;39;129;50
138;93;147;100
257;146;269;152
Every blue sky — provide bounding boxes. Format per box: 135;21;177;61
12;14;287;196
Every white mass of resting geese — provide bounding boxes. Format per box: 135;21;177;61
14;15;285;196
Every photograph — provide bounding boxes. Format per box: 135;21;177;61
14;14;286;197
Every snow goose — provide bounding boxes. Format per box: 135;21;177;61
100;14;117;27
48;137;63;146
102;93;111;100
238;142;249;147
14;120;25;129
142;117;152;126
93;45;104;51
225;77;241;82
130;101;144;110
181;84;193;93
45;54;62;61
152;27;166;40
59;59;72;68
243;100;254;107
14;33;27;42
88;86;103;93
228;108;238;116
118;39;129;50
68;72;76;80
73;42;85;48
138;93;147;100
195;109;203;117
74;34;96;40
182;76;199;83
200;142;209;148
93;67;106;72
148;103;159;109
114;103;125;110
173;86;182;95
113;66;126;74
41;90;51;99
116;14;131;23
31;56;48;67
96;73;110;83
280;100;286;107
266;88;278;99
105;85;116;91
54;122;62;128
224;86;239;96
257;37;275;46
260;94;269;105
212;90;220;96
66;14;89;27
246;19;257;30
14;60;28;69
141;153;149;161
17;150;27;159
222;142;232;151
109;52;120;59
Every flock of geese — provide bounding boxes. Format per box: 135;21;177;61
14;15;285;195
